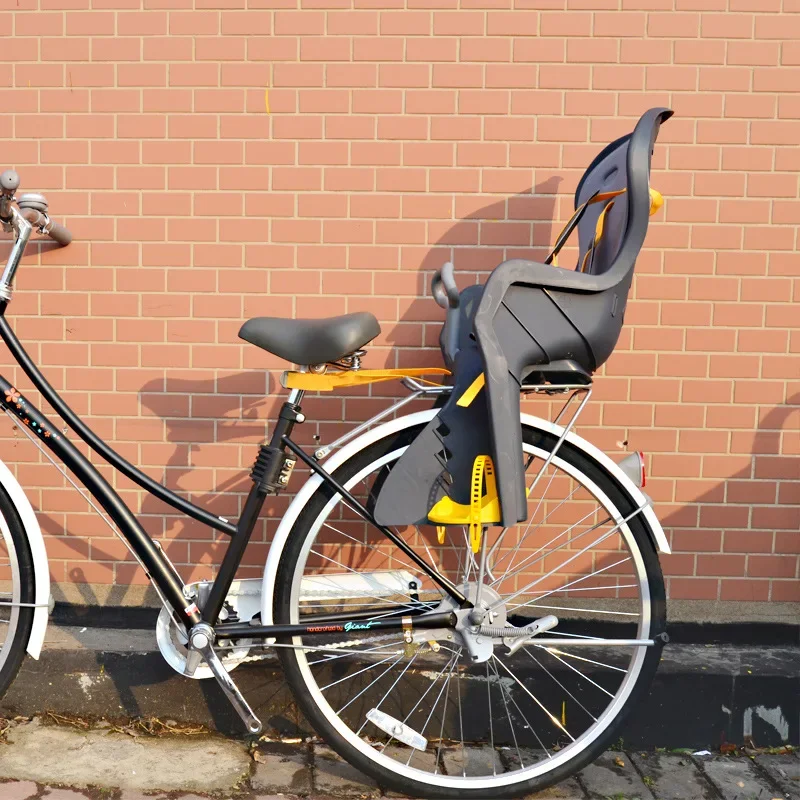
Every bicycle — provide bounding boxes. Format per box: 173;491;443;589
0;107;673;799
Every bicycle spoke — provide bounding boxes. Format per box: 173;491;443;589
523;648;598;720
492;655;575;742
486;661;497;774
535;646;616;698
320;521;421;578
378;651;457;752
307;639;403;667
456;660;466;776
507;557;634;613
434;649;460;774
522;603;639;617
307;548;423;611
402;652;458;767
492;475;579;578
492;470;575;580
489;657;523;769
491;515;635;612
338;653;407;717
491;508;609;592
541;647;627;674
319;652;401;692
354;653;419;731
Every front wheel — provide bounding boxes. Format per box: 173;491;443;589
0;483;36;699
274;422;665;799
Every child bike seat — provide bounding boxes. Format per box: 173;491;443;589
374;107;672;529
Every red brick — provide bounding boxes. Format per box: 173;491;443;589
4;7;799;594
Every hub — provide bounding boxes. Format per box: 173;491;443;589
454;582;506;663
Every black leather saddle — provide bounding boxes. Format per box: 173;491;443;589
239;312;380;365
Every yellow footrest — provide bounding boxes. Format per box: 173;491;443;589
428;455;500;553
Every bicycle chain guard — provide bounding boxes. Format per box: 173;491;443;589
156;578;260;679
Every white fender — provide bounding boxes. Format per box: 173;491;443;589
0;458;49;659
261;409;671;625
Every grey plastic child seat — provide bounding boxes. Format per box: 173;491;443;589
374;107;672;530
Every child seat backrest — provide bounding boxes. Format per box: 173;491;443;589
575;140;630;277
572;107;672;284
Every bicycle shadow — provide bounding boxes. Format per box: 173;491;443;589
74;179;564;728
6;174;795;742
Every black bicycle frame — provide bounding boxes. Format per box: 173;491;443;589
0;310;467;638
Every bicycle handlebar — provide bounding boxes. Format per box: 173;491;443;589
18;207;72;246
0;168;72;301
0;168;72;247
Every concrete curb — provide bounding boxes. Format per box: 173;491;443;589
2;625;797;749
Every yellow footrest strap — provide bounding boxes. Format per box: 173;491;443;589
428;455;500;553
282;367;451;392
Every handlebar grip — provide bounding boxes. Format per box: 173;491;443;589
19;207;72;247
0;170;20;196
45;219;72;246
431;261;460;310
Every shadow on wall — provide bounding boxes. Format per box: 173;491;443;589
378;177;563;354
11;179;797;606
658;393;799;605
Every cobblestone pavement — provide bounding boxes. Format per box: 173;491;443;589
0;717;796;799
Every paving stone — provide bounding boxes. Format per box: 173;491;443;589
754;753;800;799
314;744;380;796
579;751;654;799
118;792;169;800
41;790;90;800
1;718;250;793
252;744;312;794
699;755;779;800
0;781;40;800
441;745;503;778
493;746;583;797
523;778;586;798
382;743;439;772
253;796;304;800
254;796;304;800
630;752;716;800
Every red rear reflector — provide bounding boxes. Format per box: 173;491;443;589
639;451;646;488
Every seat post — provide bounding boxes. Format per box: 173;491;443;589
200;389;305;626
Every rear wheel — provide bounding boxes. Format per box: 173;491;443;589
0;484;36;698
275;422;665;799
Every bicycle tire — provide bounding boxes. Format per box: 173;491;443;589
0;482;36;700
274;421;665;799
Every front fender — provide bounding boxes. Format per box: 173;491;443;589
0;458;50;659
261;409;670;625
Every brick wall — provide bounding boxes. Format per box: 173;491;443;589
1;1;798;606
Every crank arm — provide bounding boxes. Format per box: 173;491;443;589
187;623;262;734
